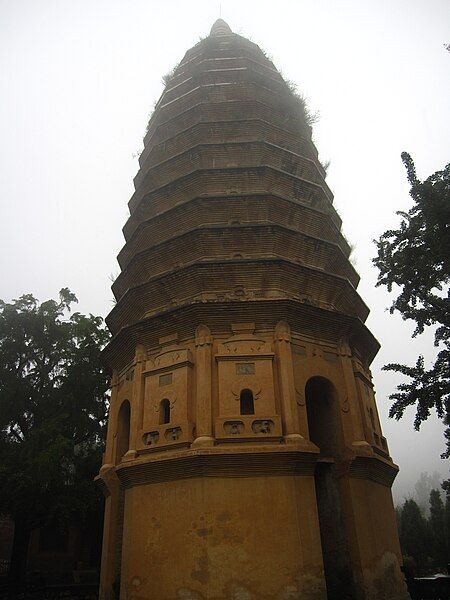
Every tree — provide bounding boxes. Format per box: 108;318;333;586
414;471;443;515
428;489;449;566
396;492;450;571
0;289;110;581
373;153;450;468
398;498;430;568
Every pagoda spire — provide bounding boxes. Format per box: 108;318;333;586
210;18;232;36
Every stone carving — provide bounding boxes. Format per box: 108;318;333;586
231;386;261;401
342;395;350;413
220;287;255;302
155;353;178;367
143;431;160;445
274;320;291;343
236;362;255;375
154;392;177;412
151;347;192;370
251;420;273;434
159;373;173;387
220;335;270;356
295;388;305;406
249;344;263;352
134;344;147;363
338;339;352;357
301;296;318;307
224;421;244;435
195;324;212;347
165;426;182;441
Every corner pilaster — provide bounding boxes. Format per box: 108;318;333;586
192;324;215;447
124;344;146;461
274;321;304;444
103;370;119;467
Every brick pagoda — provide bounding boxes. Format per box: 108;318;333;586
97;19;408;600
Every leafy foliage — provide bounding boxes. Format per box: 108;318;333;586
283;79;319;127
429;489;448;565
373;153;450;460
162;62;180;86
396;491;450;571
414;471;443;515
398;498;431;567
0;290;110;578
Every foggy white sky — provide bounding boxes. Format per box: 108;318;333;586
1;0;449;502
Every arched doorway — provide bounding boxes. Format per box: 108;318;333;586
305;377;356;599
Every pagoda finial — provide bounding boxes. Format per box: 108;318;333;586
210;18;232;37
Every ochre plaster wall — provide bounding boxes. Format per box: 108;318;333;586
120;475;326;600
343;477;406;600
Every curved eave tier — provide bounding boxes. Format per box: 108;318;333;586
124;166;341;241
130;141;334;213
112;224;359;300
141;88;324;184
106;259;369;335
118;194;352;269
139;102;324;177
102;300;380;372
136;116;325;189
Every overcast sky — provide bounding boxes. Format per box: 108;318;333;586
1;0;449;502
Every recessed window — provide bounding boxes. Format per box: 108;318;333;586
240;389;254;415
159;399;171;424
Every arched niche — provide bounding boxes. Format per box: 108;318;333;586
305;376;356;597
305;376;341;457
116;400;130;464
